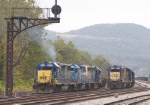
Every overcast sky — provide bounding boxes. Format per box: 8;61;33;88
36;0;150;32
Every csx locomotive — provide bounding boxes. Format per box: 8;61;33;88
107;65;135;89
33;62;105;93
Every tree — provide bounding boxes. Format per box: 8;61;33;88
80;51;92;65
14;41;52;80
0;0;44;69
54;37;82;64
0;41;4;80
0;0;46;91
92;55;111;78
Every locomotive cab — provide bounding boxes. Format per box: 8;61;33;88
37;66;53;84
109;68;121;81
107;65;122;89
33;62;61;93
95;67;101;82
107;65;135;89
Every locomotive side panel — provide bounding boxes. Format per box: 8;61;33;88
57;64;71;84
33;62;62;93
81;67;86;83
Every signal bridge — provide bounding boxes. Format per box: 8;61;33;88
5;0;61;97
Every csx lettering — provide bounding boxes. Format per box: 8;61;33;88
111;74;118;77
40;76;46;80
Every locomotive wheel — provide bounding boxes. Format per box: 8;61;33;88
129;83;131;88
106;83;109;89
107;81;111;89
126;83;129;88
122;83;124;88
97;83;101;89
71;85;75;91
126;83;128;88
38;84;49;93
120;84;122;88
116;83;119;88
77;84;82;91
131;83;133;87
57;85;62;92
68;85;73;92
48;86;54;93
91;84;94;90
74;85;79;92
39;85;44;91
53;86;58;93
110;84;113;89
85;84;89;90
54;85;62;92
130;82;132;87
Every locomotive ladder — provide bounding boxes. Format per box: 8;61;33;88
5;0;61;97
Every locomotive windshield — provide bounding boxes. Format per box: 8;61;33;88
110;69;120;72
41;67;52;70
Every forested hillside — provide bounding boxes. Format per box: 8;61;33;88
0;0;110;93
46;23;150;77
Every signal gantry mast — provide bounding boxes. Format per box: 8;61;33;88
5;0;61;97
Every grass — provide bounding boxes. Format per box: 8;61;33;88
0;78;34;94
0;80;4;93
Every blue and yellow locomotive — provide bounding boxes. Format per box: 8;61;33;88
107;65;135;89
33;62;104;93
33;62;61;93
77;65;102;90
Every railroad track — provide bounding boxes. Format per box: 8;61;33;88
105;94;150;105
0;87;149;105
135;80;150;88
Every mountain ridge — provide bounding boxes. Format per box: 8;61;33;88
46;23;150;76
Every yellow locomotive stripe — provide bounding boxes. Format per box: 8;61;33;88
85;66;88;80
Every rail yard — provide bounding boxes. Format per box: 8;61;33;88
0;82;149;105
1;0;150;105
